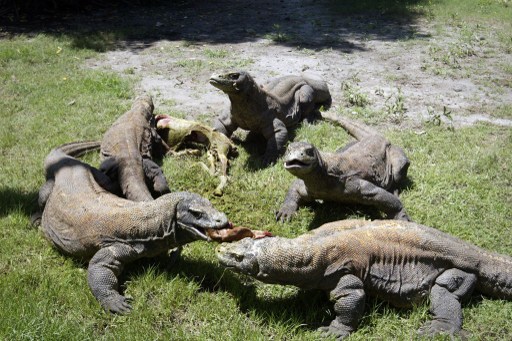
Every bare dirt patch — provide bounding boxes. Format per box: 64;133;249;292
82;0;512;128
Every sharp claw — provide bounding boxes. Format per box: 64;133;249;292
103;295;133;314
276;211;292;223
316;325;351;340
115;303;132;314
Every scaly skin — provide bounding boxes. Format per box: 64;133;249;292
217;219;512;339
276;114;410;222
155;114;237;196
209;70;331;166
100;94;170;201
37;142;229;313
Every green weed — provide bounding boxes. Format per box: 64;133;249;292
265;24;295;43
426;105;455;130
203;48;229;59
385;88;407;124
174;51;253;74
341;82;370;107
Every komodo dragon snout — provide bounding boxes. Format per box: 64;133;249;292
216;238;260;276
209;71;248;92
175;192;230;243
283;141;320;175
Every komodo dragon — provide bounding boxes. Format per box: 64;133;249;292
209;71;331;166
217;219;512;339
35;141;230;313
276;113;410;222
100;94;170;201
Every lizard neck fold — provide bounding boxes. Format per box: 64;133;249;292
228;76;267;106
255;237;324;288
296;153;330;189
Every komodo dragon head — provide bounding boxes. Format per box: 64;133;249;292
209;71;253;93
174;192;230;244
216;238;263;277
282;141;321;177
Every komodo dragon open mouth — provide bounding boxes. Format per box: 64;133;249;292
208;72;242;92
208;78;222;86
284;159;311;170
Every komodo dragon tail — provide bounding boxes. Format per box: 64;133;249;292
44;140;101;169
475;251;512;300
320;112;382;141
54;140;101;157
32;141;101;227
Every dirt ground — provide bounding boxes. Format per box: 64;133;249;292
76;0;511;127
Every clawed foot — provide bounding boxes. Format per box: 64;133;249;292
30;211;42;227
101;293;132;314
317;320;353;340
275;206;296;223
418;321;469;340
152;179;171;197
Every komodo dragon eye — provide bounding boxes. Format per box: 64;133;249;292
189;207;203;219
228;73;239;80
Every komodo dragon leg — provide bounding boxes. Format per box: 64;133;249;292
213;110;238;138
418;269;477;338
142;158;171;197
100;157;169;199
36;179;54;212
345;177;410;221
296;84;323;123
290;85;315;121
31;179;56;226
387;145;410;195
319;274;366;339
276;179;314;222
261;117;289;166
88;243;140;314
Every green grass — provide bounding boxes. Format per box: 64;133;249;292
174;50;253;75
1;2;512;340
264;24;297;43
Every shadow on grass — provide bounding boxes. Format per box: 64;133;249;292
236;130;299;172
306;171;416;228
163;254;439;333
307;201;378;229
1;0;431;53
233;132;268;171
0;187;39;218
166;255;334;331
285;174;415;229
